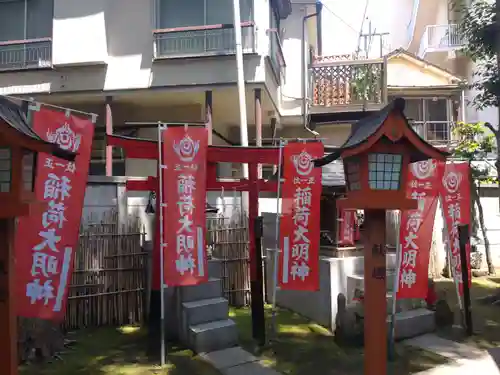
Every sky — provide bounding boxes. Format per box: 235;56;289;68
320;0;393;57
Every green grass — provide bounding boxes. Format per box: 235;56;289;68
435;276;500;349
229;305;447;375
19;326;219;375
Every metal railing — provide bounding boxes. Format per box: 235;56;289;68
0;38;52;71
418;24;465;58
311;56;386;107
410;120;455;146
153;21;256;59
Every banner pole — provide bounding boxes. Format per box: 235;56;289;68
440;196;463;314
270;138;284;339
157;122;167;366
389;211;403;360
388;210;401;361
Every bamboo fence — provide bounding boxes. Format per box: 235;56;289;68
63;210;147;330
207;211;250;307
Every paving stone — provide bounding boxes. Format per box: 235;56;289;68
200;347;257;369
404;333;485;361
221;361;281;375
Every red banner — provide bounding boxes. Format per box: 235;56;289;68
397;160;439;299
162;127;208;286
438;161;471;294
16;108;94;320
278;142;323;291
337;209;356;246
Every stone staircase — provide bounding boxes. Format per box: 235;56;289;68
346;269;435;340
177;262;239;353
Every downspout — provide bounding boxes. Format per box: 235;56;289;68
302;1;323;137
316;1;323;56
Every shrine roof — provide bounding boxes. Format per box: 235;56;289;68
0;97;75;161
314;97;449;167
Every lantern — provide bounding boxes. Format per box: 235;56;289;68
315;98;448;375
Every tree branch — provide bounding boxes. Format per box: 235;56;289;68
484;122;499;136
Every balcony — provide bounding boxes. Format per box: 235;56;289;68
418;24;465;58
0;38;52;72
311;56;387;113
153;22;256;59
410;120;455;147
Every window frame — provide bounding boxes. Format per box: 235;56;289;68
155;0;253;29
0;0;54;71
89;128;137;177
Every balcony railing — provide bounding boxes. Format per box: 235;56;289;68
418;24;465;58
0;38;52;72
410;120;455;146
311;56;387;108
153;21;256;59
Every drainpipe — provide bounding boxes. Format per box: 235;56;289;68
460;89;467;123
232;0;249;158
316;1;323;56
302;2;323;137
232;0;249;211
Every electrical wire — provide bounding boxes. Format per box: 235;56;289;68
356;0;370;55
319;1;359;34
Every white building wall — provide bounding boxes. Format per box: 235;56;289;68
0;0;274;95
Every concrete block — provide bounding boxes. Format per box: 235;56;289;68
388;308;435;340
183;297;229;326
222;361;281;375
200;347;257;369
179;277;222;303
189;319;238;353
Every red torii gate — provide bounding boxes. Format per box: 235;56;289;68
106;132;280;345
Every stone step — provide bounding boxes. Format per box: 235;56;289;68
179;277;222;303
189;319;239;353
387;308;435;340
208;259;222;279
182;297;229;327
386;292;427;314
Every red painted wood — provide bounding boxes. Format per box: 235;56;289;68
0;218;17;375
106;135;281;164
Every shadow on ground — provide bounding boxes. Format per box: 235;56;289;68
229;306;445;375
19;326;219;375
435;277;500;371
435;277;500;349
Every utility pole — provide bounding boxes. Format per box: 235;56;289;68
359;20;389;58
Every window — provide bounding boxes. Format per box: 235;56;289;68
154;0;254;58
345;158;361;191
368;153;402;191
0;0;53;71
89;130;136;176
157;0;252;28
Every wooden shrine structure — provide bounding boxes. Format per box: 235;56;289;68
0;97;76;375
107;130;281;346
